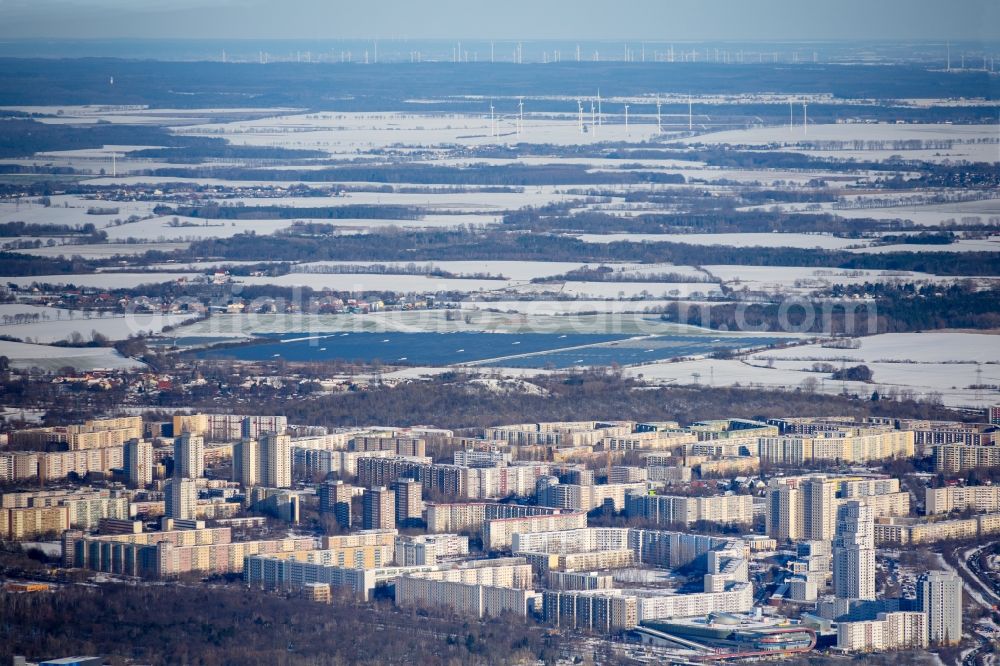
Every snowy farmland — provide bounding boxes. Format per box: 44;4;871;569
175;111;664;152
0;339;144;371
700;264;994;294
683;123;1000;164
0;304;192;343
619;331;1000;408
575;232;868;250
12;242;190;258
6;273;197;289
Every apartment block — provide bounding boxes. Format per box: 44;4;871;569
172;414;287;441
353;436;426;458
766;475;905;542
424;502;561;533
934;444;1000;474
758;430;913;465
259;433;291;488
394;576;539;618
0;505;69;540
837;612;928;652
165;478;198;520
320;529;397;569
64;526;314;578
543;590;639;632
395;533;469;566
124;438;153;489
917;571;962;645
485;421;632;448
453;449;512;467
483;511;588;550
625;493;754;527
318;480;353;529
362;486;395;530
174;433;204;480
536;478;646;512
926;485;1000;515
393;477;422;526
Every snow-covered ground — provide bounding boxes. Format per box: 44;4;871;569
236;271;721;299
294;260;592;281
576;232;867;250
0;339;144;371
701;264;995;294
0;304;192;343
12;242;189;258
615;331;1000;408
176;111;665;151
6;273;197;289
683;122;1000;164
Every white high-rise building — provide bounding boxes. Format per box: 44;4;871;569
123;438;153;488
174;432;204;479
833;500;875;600
233;438;260;487
165;477;197;520
917;571;962;645
260;433;291;488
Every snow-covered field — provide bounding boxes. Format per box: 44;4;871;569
0;339;144;371
12;242;189;258
176;111;665;151
459;299;677;314
0;304;192;343
516;281;721;299
238;265;720;299
683;123;1000;164
294;260;662;281
236;273;511;294
102;215;299;242
6;273;196;289
751;331;998;366
621;331;1000;408
576;232;866;250
848;237;1000;254
824;199;1000;227
701;264;992;294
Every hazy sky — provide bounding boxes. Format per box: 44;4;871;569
1;0;998;41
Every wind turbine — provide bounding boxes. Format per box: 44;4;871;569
490;100;496;137
590;100;596;135
802;101;808;135
624;103;629;135
518;97;524;137
688;95;693;131
597;90;603;126
656;96;662;133
577;100;584;133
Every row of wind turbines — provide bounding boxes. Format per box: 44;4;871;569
485;95;813;138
